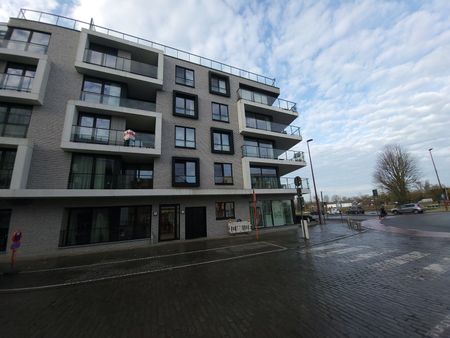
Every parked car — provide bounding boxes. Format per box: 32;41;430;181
347;206;365;214
391;203;424;215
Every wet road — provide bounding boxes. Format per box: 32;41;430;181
383;212;450;233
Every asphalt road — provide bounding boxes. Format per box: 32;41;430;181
382;212;450;232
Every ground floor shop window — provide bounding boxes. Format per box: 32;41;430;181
0;209;11;251
215;202;235;220
60;205;151;246
249;200;293;228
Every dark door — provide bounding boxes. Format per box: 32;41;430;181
185;207;207;239
159;204;179;241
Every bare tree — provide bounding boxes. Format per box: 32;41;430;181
373;144;420;203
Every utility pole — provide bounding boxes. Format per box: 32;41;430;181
306;139;323;224
429;148;449;210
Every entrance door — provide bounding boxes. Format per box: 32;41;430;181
159;204;179;241
185;207;207;239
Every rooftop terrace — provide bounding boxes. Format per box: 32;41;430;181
12;9;277;87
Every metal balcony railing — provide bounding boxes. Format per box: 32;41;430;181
242;145;305;162
245;119;301;137
251;176;309;189
71;125;155;149
17;9;276;86
0;38;48;54
83;48;158;78
237;88;297;112
68;173;153;189
0;73;34;92
80;91;156;111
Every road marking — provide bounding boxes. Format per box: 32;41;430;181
307;243;347;252
423;258;450;273
427;313;450;338
409;258;450;281
338;249;397;263
316;246;369;258
21;241;279;274
370;251;429;271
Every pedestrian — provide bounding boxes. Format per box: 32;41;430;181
379;204;387;220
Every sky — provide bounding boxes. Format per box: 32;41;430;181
1;0;449;199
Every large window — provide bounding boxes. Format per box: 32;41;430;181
0;148;16;189
209;71;230;97
81;77;123;106
215;202;235;220
0;103;32;138
61;205;152;246
249;200;294;228
0;210;11;252
243;138;274;159
74;113;111;144
6;28;50;53
175;66;194;87
173;91;198;119
250;166;279;189
172;157;199;187
246;112;272;131
212;102;229;122
214;163;233;185
175;126;196;148
211;128;234;154
2;63;36;92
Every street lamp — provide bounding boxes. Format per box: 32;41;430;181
306;139;323;224
428;148;449;207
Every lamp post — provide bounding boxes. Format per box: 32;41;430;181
306;139;323;224
428;148;449;209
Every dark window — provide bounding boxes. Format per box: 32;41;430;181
212;102;229;122
250;166;280;189
243;138;274;158
74;113;111;144
215;202;235;220
6;28;50;53
0;148;16;189
214;163;233;185
175;126;196;148
175;66;194;87
209;71;230;97
60;205;152;246
173;91;198;119
245;112;272;131
0;210;12;252
0;103;32;138
81;77;123;106
211;128;234;154
172;157;200;187
86;43;119;69
2;63;36;92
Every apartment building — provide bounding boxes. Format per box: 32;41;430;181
0;9;309;258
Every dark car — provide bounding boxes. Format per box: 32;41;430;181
347;206;365;215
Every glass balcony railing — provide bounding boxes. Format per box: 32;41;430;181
71;125;155;149
245;119;301;137
242;145;305;162
68;173;153;189
251;176;309;189
80;91;156;112
0;38;48;54
83;49;158;79
0;73;34;92
237;88;297;112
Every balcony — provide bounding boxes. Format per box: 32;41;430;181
71;126;155;149
80;91;156;112
68;173;153;189
251;176;310;190
237;88;297;112
241;145;306;177
75;29;164;94
0;73;33;92
83;48;158;79
0;38;48;54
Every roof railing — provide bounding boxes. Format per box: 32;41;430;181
16;8;277;87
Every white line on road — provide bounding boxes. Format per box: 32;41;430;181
306;243;347;252
427;313;450;338
370;251;429;271
338;249;397;263
21;241;282;274
423;258;450;274
315;246;370;258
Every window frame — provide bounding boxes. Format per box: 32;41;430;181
175;65;195;87
173;91;198;119
211;128;234;154
175;125;196;149
209;71;230;97
214;163;233;185
212;102;229;123
172;157;200;187
0;103;32;138
215;202;235;220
